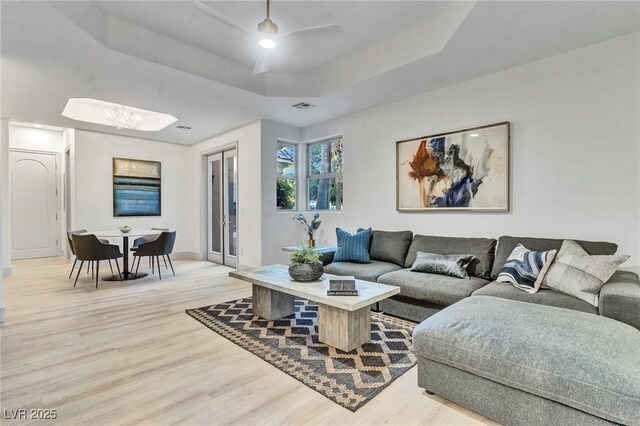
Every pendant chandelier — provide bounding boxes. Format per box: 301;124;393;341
103;105;144;129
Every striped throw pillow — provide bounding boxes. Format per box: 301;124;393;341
497;243;557;293
333;228;372;264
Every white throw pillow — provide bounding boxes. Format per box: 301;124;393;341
543;240;629;307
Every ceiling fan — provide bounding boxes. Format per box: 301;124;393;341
193;0;344;75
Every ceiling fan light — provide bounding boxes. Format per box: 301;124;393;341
259;38;277;49
257;18;278;35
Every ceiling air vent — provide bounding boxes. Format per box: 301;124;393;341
176;125;192;130
292;102;314;110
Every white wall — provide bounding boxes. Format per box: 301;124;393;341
0;118;7;321
0;196;3;320
0;118;10;276
9;125;63;152
62;128;76;257
188;121;263;268
74;130;192;254
300;33;640;271
260;120;303;265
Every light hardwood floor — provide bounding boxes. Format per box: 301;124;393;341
1;257;495;425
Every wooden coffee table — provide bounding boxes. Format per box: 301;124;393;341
229;264;400;352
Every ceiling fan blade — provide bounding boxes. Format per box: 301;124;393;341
253;53;271;76
281;23;344;39
192;0;251;35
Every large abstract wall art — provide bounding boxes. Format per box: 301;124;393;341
113;158;161;217
396;122;509;211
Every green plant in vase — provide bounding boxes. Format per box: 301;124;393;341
293;213;321;248
288;246;323;282
290;246;321;265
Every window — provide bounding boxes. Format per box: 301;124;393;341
276;143;297;210
307;137;343;211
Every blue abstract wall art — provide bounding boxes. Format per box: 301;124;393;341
113;158;161;217
396;122;509;211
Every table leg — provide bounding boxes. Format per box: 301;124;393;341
122;235;129;275
102;234;148;281
252;284;295;320
318;303;371;352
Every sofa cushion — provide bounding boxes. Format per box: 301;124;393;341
377;269;489;307
404;235;496;279
370;230;413;266
491;235;618;279
324;260;402;282
472;281;597;314
413;296;640;425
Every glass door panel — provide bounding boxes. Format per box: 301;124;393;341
207;153;223;264
223;149;238;267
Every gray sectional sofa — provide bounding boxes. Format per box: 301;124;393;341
414;296;640;426
324;231;640;329
324;230;640;425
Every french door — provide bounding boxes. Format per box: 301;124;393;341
207;149;238;267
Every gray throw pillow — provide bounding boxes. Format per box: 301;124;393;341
543;240;629;307
410;251;475;279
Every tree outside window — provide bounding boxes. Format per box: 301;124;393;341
277;143;297;210
307;138;343;211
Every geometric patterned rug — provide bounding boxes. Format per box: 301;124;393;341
186;297;417;411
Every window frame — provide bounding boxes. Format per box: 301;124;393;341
306;136;343;212
276;141;298;211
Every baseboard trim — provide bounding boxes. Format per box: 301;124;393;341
237;263;254;270
170;251;200;260
3;267;12;277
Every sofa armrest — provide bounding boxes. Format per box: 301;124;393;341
319;249;336;266
599;271;640;330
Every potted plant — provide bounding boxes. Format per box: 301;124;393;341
293;213;321;248
288;246;323;282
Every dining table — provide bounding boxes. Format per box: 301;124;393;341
84;229;162;281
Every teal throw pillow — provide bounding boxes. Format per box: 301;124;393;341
334;228;372;263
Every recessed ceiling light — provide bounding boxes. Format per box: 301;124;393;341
470;133;480;137
292;102;314;110
61;98;178;132
259;38;276;49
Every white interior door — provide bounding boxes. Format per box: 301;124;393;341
10;150;58;259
